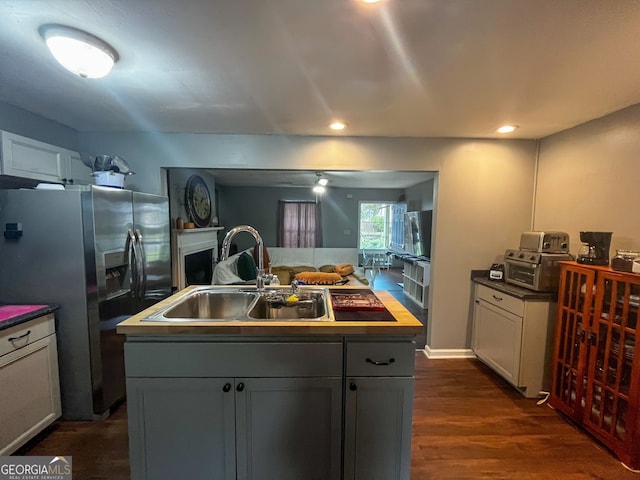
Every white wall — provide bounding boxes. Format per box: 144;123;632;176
77;132;538;351
535;103;640;253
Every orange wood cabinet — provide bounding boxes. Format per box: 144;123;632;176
550;262;640;469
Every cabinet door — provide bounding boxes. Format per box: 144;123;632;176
472;298;523;386
235;377;342;480
0;334;61;455
1;130;65;182
61;150;92;185
344;377;414;480
126;377;236;480
549;265;595;418
584;271;640;452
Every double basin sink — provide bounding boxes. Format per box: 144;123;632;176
144;286;334;322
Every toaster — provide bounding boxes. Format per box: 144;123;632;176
519;231;570;254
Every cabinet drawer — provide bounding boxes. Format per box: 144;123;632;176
475;284;524;316
0;314;55;358
346;341;415;376
125;341;343;378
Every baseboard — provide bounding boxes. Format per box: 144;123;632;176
422;346;476;359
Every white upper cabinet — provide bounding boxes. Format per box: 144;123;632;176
0;130;87;184
61;149;92;185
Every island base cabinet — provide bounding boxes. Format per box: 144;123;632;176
344;377;414;480
126;377;236;480
126;370;342;479
236;377;342;480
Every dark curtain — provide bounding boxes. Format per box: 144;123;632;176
277;201;322;247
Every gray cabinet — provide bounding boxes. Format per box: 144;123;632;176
344;341;415;480
471;282;557;398
236;377;342;480
125;341;343;480
126;377;235;480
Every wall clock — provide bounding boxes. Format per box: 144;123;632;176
185;175;212;228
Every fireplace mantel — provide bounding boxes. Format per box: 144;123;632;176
171;227;224;291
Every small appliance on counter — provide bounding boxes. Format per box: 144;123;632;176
576;231;613;266
518;231;570;253
489;263;504;281
504;231;573;292
611;249;640;273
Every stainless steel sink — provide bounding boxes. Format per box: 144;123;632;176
248;291;328;320
143;286;333;322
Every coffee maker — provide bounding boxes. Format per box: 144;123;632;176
576;231;613;265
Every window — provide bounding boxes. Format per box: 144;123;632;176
278;201;322;247
359;202;395;249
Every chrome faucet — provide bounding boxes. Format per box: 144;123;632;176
220;225;271;290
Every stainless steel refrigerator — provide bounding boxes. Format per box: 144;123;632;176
0;186;171;420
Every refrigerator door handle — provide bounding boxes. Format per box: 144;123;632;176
127;229;140;298
135;229;147;300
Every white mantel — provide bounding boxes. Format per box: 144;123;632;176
171;226;224;291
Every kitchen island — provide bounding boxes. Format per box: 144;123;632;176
117;286;422;480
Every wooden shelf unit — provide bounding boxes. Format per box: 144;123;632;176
550;262;640;469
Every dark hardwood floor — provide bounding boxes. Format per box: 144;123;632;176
19;352;636;479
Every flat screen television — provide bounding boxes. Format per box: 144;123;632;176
403;210;432;258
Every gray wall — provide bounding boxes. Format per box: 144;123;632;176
535;103;640;254
405;178;435;211
217;184;405;250
0;101;77;151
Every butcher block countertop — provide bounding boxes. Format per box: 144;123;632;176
117;286;423;336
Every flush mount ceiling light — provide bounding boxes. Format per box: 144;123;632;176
41;25;118;78
495;124;519;134
329;121;347;131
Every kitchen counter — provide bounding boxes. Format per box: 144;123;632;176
471;271;558;301
0;304;59;331
116;286;423;336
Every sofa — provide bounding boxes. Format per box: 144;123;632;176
212;247;368;286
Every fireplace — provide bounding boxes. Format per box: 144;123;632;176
171;227;224;291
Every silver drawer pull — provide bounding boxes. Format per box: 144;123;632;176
366;357;395;366
8;329;31;345
492;295;503;301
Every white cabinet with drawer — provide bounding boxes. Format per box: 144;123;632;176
0;313;61;455
471;282;556;398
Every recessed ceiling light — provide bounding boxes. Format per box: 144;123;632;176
361;0;381;3
41;25;118;78
329;121;347;131
495;125;519;134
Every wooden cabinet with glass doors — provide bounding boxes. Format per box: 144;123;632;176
550;262;640;469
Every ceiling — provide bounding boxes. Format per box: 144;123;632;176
1;0;640;140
